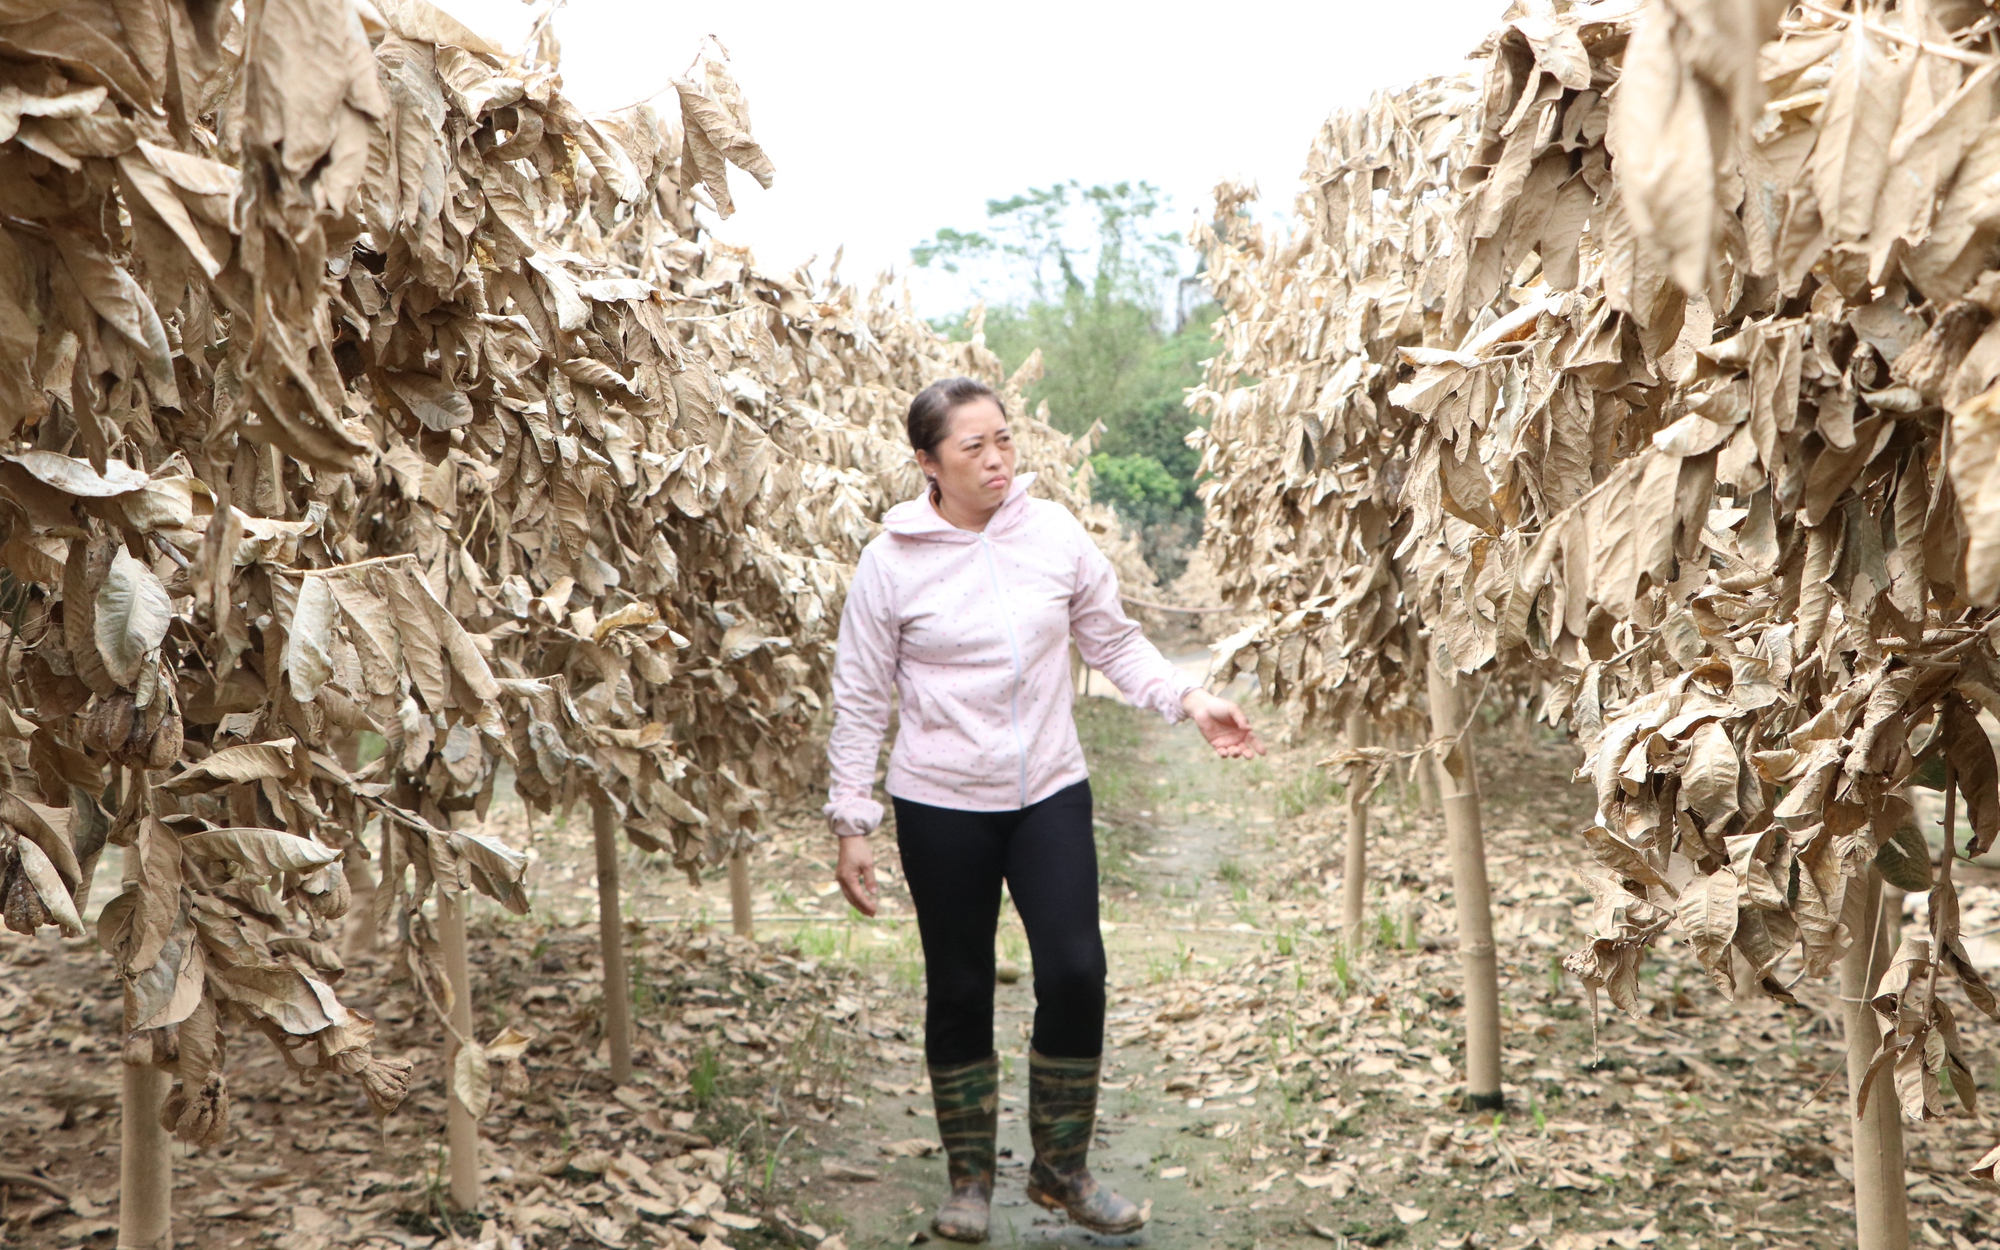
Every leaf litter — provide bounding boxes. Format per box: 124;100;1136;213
3;859;919;1250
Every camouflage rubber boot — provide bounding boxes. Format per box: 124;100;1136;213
1024;1049;1146;1235
928;1052;999;1243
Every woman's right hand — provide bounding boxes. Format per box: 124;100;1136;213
1182;688;1267;759
835;835;879;917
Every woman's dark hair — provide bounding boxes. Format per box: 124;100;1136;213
907;376;1004;457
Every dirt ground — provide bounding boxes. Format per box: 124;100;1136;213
5;682;2000;1250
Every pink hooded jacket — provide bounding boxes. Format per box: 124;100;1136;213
824;474;1199;835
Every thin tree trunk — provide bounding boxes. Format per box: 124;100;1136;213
1840;867;1910;1250
591;797;634;1084
340;833;380;958
1731;946;1762;999
336;735;377;957
1343;712;1370;954
119;808;172;1250
334;726;375;954
436;892;481;1212
1413;734;1442;815
1426;642;1502;1112
729;850;755;939
118;1060;170;1250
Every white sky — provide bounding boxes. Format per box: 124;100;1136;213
437;0;1504;316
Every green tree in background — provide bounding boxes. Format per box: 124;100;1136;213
914;181;1215;580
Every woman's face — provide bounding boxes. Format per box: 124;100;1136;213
917;397;1016;517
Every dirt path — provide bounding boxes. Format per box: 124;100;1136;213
791;688;1291;1248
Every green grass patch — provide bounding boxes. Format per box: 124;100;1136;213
689;1046;721;1103
1074;696;1145;811
1073;698;1159;884
1275;763;1344;819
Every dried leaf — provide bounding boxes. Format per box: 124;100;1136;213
13;836;82;936
453;1038;492;1121
1579;825;1676;897
1681;722;1740;828
94;548;172;688
162;739;298;791
1677;869;1740;979
4;451;150;497
1942;697;2000;856
179;827;342;876
383;371;473;431
284;572;337;702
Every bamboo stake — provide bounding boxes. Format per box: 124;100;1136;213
728;850;755;939
591;796;634;1084
117;1059;170;1250
1839;866;1910;1250
1426;641;1503;1112
436;892;481;1212
1343;712;1370;954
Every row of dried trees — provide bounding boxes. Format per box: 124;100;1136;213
0;0;1152;1242
1192;1;2000;1244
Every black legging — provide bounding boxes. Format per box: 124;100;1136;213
892;780;1105;1065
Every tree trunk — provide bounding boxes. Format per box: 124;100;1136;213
591;797;634;1084
729;850;755;939
436;892;481;1212
1413;733;1443;815
1880;884;1905;954
334;728;375;954
1840;868;1910;1250
340;832;380;958
117;1060;170;1250
119;811;172;1250
1343;712;1370;954
1425;642;1502;1112
1730;947;1762;1000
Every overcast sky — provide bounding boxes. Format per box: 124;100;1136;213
436;0;1504;315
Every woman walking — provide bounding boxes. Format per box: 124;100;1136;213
825;377;1264;1242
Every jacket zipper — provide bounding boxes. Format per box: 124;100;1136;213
979;531;1030;807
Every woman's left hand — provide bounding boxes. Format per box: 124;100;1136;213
1182;689;1266;759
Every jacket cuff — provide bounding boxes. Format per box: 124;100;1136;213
1159;670;1202;723
824;795;885;838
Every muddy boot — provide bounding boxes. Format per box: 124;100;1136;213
928;1052;999;1243
1024;1049;1146;1235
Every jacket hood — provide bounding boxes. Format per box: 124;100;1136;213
883;472;1038;541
